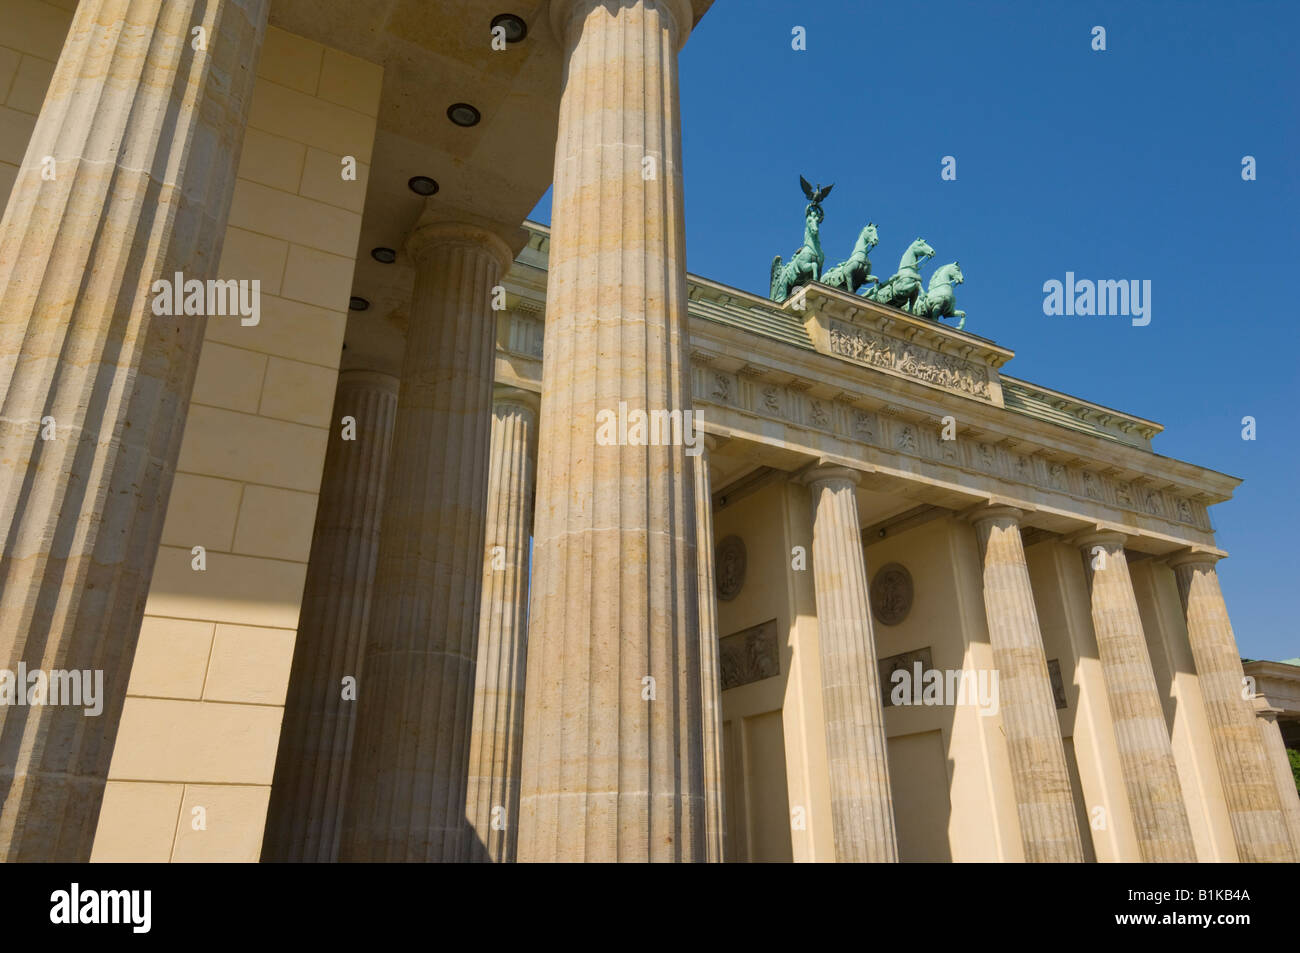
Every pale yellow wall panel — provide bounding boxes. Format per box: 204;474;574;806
280;243;359;311
888;729;953;862
108;698;284;785
191;341;268;415
202;624;296;705
258;356;338;428
236;126;307;194
247;80;377;164
202;294;346;368
2;0;73;61
232;485;319;562
171;785;273;862
0;104;36;164
145;546;308;631
126;617;216;701
216;225;289;296
0;45;22;99
299;145;370;213
175;405;328;492
159;473;244;551
90;783;185;863
5;53;55;114
317;47;384;118
254;26;324;95
227;177;363;258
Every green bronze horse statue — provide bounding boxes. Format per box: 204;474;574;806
819;223;879;295
770;203;826;302
863;237;934;312
909;261;966;330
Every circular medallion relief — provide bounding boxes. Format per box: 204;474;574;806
715;535;747;602
870;563;913;626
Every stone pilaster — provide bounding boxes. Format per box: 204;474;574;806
517;0;705;862
339;217;518;862
464;388;539;862
1076;533;1196;861
695;437;726;862
806;465;898;862
262;369;398;862
1168;553;1294;862
1255;707;1300;858
0;0;268;861
971;507;1084;862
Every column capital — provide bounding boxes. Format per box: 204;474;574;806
1165;548;1224;571
494;385;541;418
964;503;1026;528
550;0;695;52
336;368;399;394
800;462;864;488
405;205;527;272
1069;529;1127;552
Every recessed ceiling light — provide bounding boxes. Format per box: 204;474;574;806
349;296;370;311
491;13;528;43
408;175;439;196
447;102;481;127
371;247;397;264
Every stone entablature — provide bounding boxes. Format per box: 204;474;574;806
797;282;1011;408
496;224;1239;551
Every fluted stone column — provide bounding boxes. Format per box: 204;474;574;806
340;216;518;862
262;369;398;862
695;438;726;862
1168;553;1294;862
806;465;898;862
517;0;706;862
464;388;539;863
1076;533;1196;861
1255;708;1300;858
0;0;268;861
972;507;1084;862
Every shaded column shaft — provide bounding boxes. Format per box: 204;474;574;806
0;0;268;861
464;392;538;862
262;370;398;861
517;0;706;862
340;223;513;862
1256;710;1300;858
1078;534;1195;862
695;445;726;862
807;468;898;862
1170;556;1294;862
973;510;1084;862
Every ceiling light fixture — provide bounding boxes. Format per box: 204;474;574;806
491;13;528;43
408;175;439;196
447;102;481;127
371;247;397;264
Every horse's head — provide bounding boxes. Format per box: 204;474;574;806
941;261;963;285
857;223;879;251
910;237;935;260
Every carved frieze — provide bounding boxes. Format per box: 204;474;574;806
719;619;780;691
828;319;992;400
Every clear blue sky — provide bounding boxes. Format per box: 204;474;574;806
530;0;1299;662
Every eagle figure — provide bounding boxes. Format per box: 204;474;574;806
799;175;833;206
